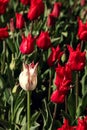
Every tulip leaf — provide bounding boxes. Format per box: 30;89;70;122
40;99;53;130
68;90;76;120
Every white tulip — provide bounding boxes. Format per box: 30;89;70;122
19;62;38;91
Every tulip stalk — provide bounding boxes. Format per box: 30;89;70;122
65;96;68;113
48;68;52;101
27;91;31;130
75;72;79;110
52;104;57;129
1;41;6;74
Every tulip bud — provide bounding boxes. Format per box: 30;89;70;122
9;54;16;70
61;53;66;63
19;62;38;91
80;0;86;6
36;31;51;50
0;0;9;15
0;26;9;39
19;34;34;54
9;18;15;32
12;84;19;93
20;0;30;5
51;2;62;18
15;13;25;29
47;13;55;27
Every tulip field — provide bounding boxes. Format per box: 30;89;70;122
0;0;87;130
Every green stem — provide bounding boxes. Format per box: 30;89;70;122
65;96;67;113
52;104;57;129
27;91;31;130
48;69;51;101
76;72;79;110
1;41;6;74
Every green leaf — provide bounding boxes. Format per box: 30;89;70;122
61;110;72;123
61;32;68;37
31;111;40;125
68;90;76;120
76;93;87;117
40;99;53;130
30;122;40;130
81;74;87;95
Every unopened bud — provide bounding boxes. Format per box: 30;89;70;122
9;54;16;70
61;53;66;63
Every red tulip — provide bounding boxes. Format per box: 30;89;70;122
77;117;87;130
0;0;9;15
15;13;25;29
67;44;86;71
77;17;87;41
57;119;75;130
27;0;44;20
47;13;56;27
19;34;34;54
47;46;63;66
51;89;65;103
20;0;30;5
36;31;51;50
51;2;62;18
0;27;9;39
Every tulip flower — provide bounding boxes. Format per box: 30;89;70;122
15;13;25;29
0;0;9;15
20;0;30;5
0;26;9;39
51;64;72;104
27;0;44;20
67;44;86;71
36;31;51;50
51;2;62;18
19;34;34;54
77;17;87;41
57;119;75;130
47;46;63;67
19;62;38;91
47;13;56;27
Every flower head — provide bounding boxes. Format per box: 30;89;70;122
19;62;38;91
67;44;86;71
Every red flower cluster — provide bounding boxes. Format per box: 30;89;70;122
47;46;63;67
15;13;25;29
0;27;9;39
57;117;87;130
19;34;34;54
0;0;9;15
47;2;62;27
77;17;87;41
27;0;44;20
50;43;86;103
67;44;86;71
51;64;72;103
19;31;51;54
